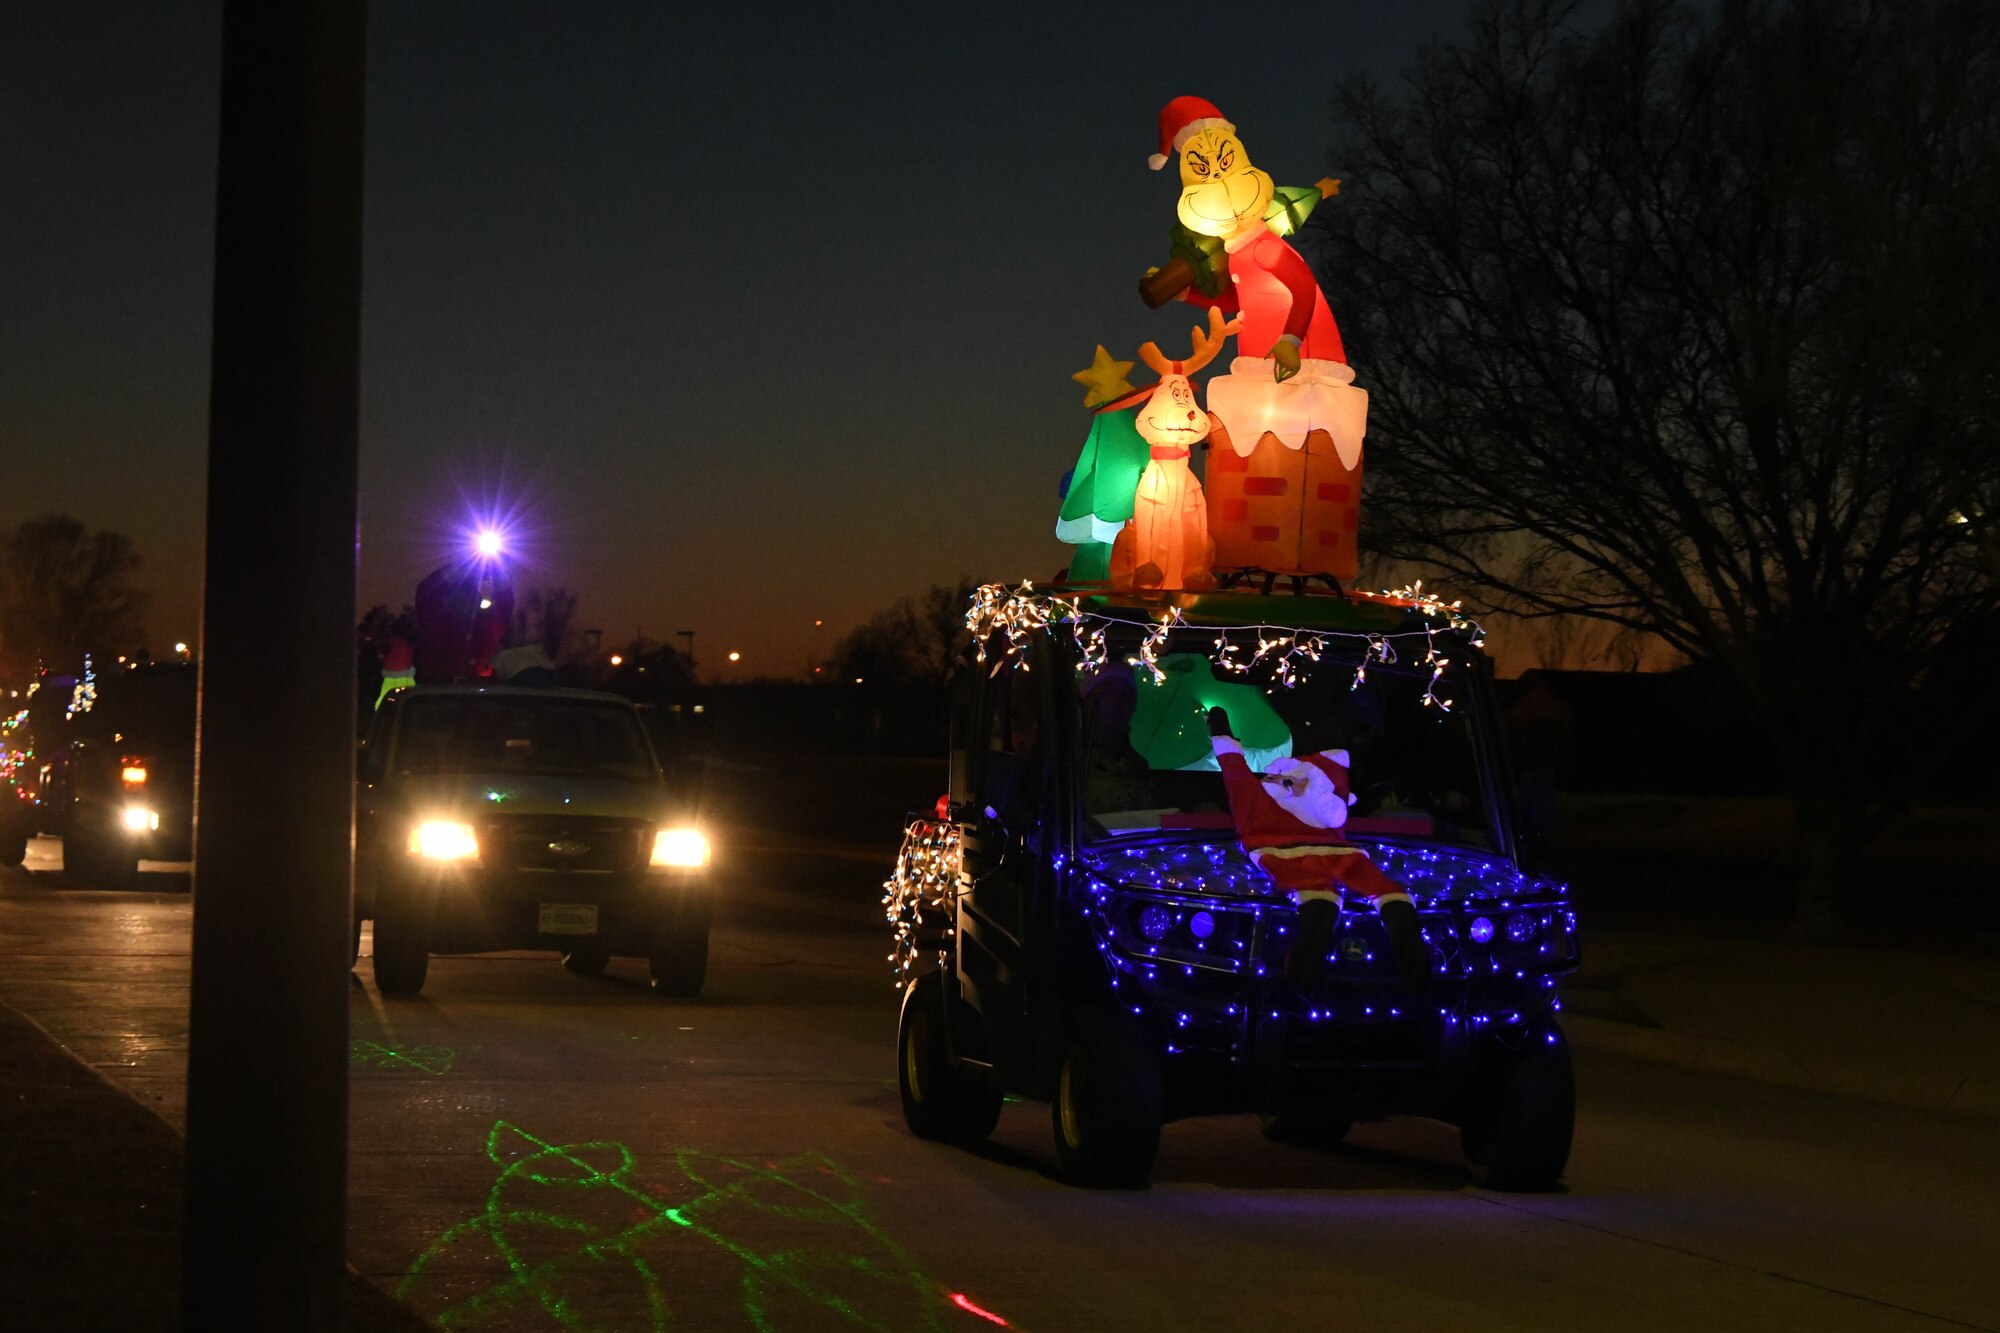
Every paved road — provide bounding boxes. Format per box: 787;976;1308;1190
3;834;1997;1332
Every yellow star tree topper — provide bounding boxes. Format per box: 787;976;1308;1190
1071;345;1137;408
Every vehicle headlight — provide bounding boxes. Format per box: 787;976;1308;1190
121;765;149;786
121;806;159;833
409;819;479;861
651;828;710;868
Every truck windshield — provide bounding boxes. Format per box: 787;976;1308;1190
395;696;657;782
1077;636;1498;852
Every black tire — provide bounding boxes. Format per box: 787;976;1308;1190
1460;1024;1575;1191
648;910;709;997
372;882;432;996
0;818;28;868
1258;1109;1355;1148
102;844;141;889
897;971;1003;1146
61;827;103;885
561;944;611;977
1051;1005;1162;1188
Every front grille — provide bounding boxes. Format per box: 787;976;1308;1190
488;814;647;873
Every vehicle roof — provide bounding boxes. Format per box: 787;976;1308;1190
392;682;637;707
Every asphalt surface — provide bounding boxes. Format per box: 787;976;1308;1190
4;834;1998;1332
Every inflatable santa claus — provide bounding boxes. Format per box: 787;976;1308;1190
1207;706;1430;987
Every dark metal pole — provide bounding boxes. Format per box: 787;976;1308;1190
184;2;366;1329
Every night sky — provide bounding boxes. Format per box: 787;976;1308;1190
3;1;1492;679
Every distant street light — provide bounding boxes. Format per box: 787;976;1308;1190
727;651;741;663
608;654;623;667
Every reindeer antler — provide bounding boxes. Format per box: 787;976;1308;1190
1138;306;1243;379
1187;306;1243;374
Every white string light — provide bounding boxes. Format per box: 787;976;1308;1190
965;581;1486;710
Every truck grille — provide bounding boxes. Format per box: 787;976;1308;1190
488;815;647;873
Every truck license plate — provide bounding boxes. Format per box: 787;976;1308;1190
538;903;599;935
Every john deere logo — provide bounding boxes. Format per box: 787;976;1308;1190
546;840;590;858
1338;936;1369;962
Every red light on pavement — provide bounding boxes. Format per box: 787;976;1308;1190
949;1293;1009;1326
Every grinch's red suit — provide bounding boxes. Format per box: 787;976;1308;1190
1211;735;1410;910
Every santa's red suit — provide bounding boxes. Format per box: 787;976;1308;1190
1211;734;1410;910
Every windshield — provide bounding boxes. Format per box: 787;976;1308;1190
1078;633;1498;852
395;696;658;782
89;668;197;752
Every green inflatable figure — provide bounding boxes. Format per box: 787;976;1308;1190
1130;653;1291;772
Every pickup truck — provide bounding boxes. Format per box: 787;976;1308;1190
356;683;713;997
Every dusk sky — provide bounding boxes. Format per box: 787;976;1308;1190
3;1;1498;679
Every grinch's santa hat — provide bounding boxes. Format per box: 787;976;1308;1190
1149;95;1232;170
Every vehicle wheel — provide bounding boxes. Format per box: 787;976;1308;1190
0;820;28;868
1460;1024;1575;1192
1051;1005;1162;1189
372;883;432;996
1258;1109;1354;1148
897;971;1003;1146
648;910;709;997
62;827;103;885
561;944;610;977
102;844;141;889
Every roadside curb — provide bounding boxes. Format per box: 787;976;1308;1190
1563;1012;2000;1120
0;998;436;1331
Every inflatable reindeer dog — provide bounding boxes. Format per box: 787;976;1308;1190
1109;307;1243;593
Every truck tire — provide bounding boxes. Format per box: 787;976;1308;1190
897;970;1002;1145
372;882;432;996
648;908;709;997
561;945;610;977
62;827;103;886
1052;1005;1162;1189
0;818;27;868
1459;1023;1575;1192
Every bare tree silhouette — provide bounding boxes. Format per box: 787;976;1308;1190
1317;0;2000;930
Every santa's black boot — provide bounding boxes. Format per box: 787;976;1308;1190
1378;898;1431;987
1285;898;1339;988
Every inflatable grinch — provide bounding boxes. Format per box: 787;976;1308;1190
1139;95;1370;586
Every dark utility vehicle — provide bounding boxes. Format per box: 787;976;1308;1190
892;590;1579;1190
0;661;196;884
356;683;713;997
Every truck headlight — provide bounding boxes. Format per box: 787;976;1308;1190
121;765;149;787
651;828;710;868
121;806;160;833
409;820;479;861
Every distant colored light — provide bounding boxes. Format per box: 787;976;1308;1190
727;651;741;663
1469;916;1495;943
174;642;189;654
608;654;623;666
1188;910;1216;940
474;529;503;557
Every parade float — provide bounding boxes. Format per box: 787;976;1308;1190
887;98;1579;1190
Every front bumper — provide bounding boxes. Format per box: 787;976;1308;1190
385;863;709;954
